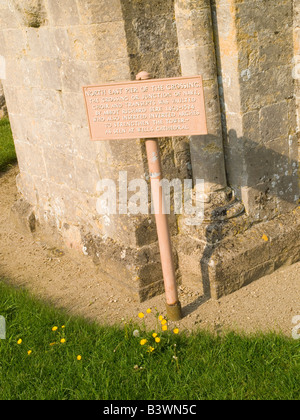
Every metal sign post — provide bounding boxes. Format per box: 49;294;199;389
136;71;182;320
83;72;207;321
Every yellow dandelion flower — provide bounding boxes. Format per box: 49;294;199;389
173;328;179;334
152;333;158;338
262;234;269;242
162;325;168;331
17;339;22;345
52;326;58;331
49;342;56;346
77;355;82;361
146;308;152;314
158;315;164;321
60;338;66;344
61;325;65;329
147;346;155;353
155;337;161;343
27;350;32;356
161;319;167;326
138;313;145;319
140;339;147;346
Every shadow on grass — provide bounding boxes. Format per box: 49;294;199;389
0;278;299;400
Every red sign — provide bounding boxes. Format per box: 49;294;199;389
83;76;207;141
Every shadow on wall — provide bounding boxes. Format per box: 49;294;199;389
228;131;299;212
210;0;299;212
181;0;299;313
119;0;299;215
120;0;180;80
182;130;299;317
190;132;299;210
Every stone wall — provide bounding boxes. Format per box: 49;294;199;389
212;0;299;220
1;0;133;250
294;0;300;155
1;0;299;302
0;0;185;300
121;0;192;184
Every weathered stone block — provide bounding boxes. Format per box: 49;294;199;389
67;23;128;62
80;232;179;302
18;58;41;88
258;28;294;72
70;124;97;161
236;0;293;35
8;114;27;142
44;120;73;154
180;211;299;299
41;180;98;229
260;102;289;143
176;2;213;47
73;157;99;196
38;28;61;59
61;60;90;92
88;59;131;84
10;198;37;235
2;28;27;58
240;65;293;113
53;28;71;59
14;140;47;179
43;147;76;189
32;88;64;121
241;260;275;288
0;4;19;29
46;0;80;26
38;60;61;90
62;92;87;126
16;171;39;207
11;0;47;28
77;0;123;24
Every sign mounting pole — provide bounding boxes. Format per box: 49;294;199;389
136;71;182;321
83;72;208;322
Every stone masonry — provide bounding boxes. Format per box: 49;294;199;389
1;0;299;302
295;0;300;157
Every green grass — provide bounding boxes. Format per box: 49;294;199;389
0;118;17;172
0;279;299;400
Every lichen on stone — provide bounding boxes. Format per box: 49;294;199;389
12;0;47;28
